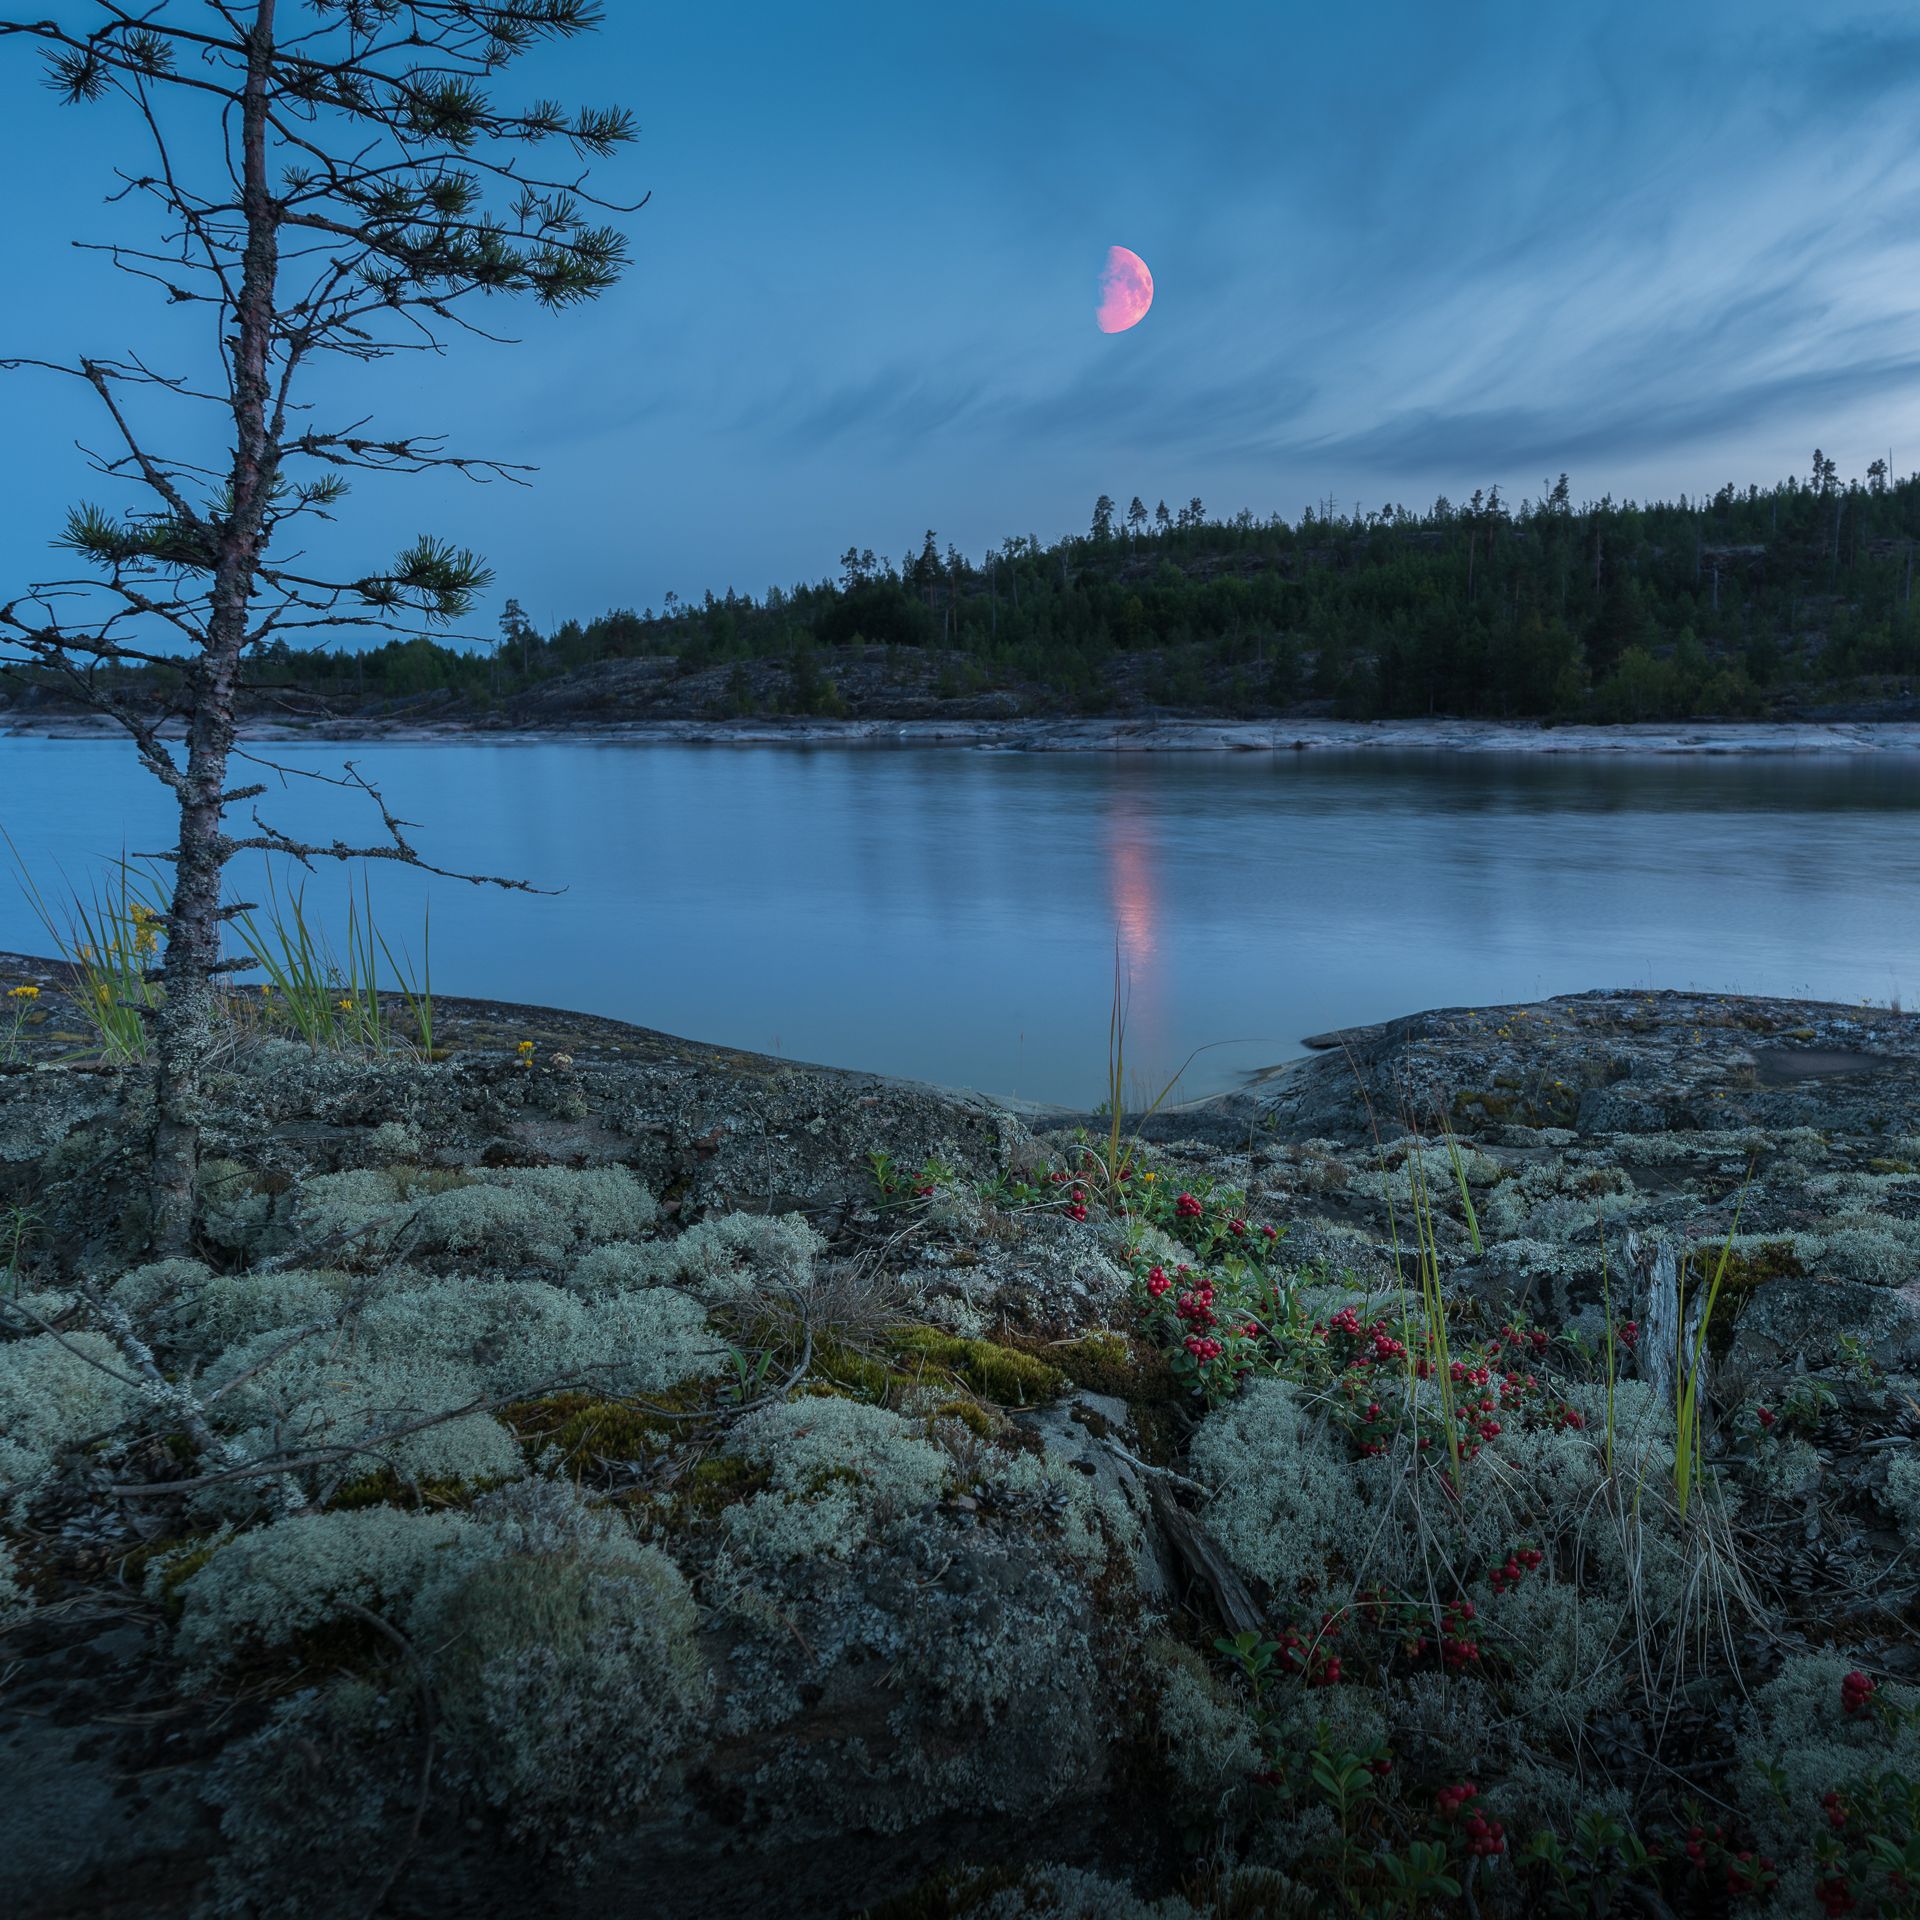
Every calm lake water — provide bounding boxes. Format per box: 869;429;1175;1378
3;737;1919;1105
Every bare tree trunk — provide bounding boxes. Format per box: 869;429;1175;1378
150;0;278;1253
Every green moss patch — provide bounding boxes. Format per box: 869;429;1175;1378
809;1334;915;1403
671;1453;773;1522
500;1380;713;1467
327;1468;517;1513
123;1534;221;1616
1043;1330;1178;1404
929;1398;999;1439
885;1326;1066;1404
1702;1239;1805;1293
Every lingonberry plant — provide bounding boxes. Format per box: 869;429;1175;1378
866;1122;1897;1912
1811;1769;1920;1918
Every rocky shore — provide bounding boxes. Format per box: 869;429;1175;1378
12;711;1920;755
4;971;1919;1917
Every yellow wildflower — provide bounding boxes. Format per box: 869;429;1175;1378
1140;1170;1156;1183
336;999;353;1013
7;985;37;1001
516;1039;535;1066
96;984;112;1005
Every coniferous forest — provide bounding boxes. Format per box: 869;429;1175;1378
12;458;1920;728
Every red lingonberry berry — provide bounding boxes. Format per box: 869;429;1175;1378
1815;1874;1857;1917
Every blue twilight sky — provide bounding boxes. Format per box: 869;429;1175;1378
4;0;1920;637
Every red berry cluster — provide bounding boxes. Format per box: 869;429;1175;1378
1267;1612;1344;1689
1841;1669;1877;1716
1435;1782;1505;1856
1355;1399;1391;1458
1618;1318;1640;1349
1066;1186;1088;1222
1815;1873;1857;1917
1822;1789;1850;1832
1723;1850;1776;1899
1464;1388;1503;1443
1492;1322;1552;1357
1146;1264;1171;1298
1175;1191;1204;1219
1273;1613;1344;1687
1488;1545;1544;1596
1324;1306;1408;1371
1756;1404;1776;1429
1671;1815;1776;1899
1440;1600;1480;1669
1176;1280;1216;1320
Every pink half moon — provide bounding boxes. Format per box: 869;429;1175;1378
1097;245;1153;334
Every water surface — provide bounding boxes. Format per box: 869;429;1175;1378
3;738;1917;1105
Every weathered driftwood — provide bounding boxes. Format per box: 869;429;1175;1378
1147;1477;1265;1635
1627;1229;1706;1416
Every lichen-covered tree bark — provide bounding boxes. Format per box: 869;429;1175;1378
0;2;641;1250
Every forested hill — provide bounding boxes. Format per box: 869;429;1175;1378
15;459;1920;727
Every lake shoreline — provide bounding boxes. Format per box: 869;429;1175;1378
11;711;1920;755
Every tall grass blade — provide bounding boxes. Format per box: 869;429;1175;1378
1673;1182;1749;1522
1441;1123;1483;1256
6;832;163;1061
